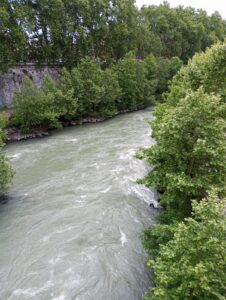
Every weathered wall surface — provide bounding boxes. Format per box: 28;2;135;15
0;64;61;107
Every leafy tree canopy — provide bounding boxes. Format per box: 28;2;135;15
0;1;225;71
144;192;226;300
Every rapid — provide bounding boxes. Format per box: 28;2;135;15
0;109;158;300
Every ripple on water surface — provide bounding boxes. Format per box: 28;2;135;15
0;109;158;300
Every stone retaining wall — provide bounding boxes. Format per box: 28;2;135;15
0;64;61;107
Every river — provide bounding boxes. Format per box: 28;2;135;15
0;109;157;300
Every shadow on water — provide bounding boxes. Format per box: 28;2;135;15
0;193;19;209
0;193;10;205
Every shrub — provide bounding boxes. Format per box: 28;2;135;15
11;76;60;132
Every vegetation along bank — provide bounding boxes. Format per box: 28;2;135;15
139;41;226;300
0;1;226;299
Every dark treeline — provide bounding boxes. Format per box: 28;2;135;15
0;0;226;71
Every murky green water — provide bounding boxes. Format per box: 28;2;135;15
0;109;157;300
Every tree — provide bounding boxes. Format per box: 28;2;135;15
108;0;138;60
141;89;226;219
154;56;182;101
0;1;27;72
167;41;226;106
140;3;226;63
144;192;226;300
141;40;226;299
11;76;60;132
0;151;14;194
42;72;78;121
140;43;226;217
70;58;122;117
2;0;225;72
70;57;104;116
95;68;121;117
0;116;14;193
144;54;158;100
115;53;153;110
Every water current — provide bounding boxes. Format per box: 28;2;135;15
0;109;158;300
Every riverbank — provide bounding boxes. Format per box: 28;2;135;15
5;109;136;142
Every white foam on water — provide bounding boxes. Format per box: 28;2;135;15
111;166;123;174
90;162;98;167
49;256;62;265
100;186;112;194
65;138;78;142
42;235;50;242
119;149;135;160
65;267;75;276
13;280;53;297
128;185;159;207
55;226;74;234
52;292;66;300
8;153;22;160
119;228;128;246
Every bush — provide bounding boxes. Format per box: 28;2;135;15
144;193;226;300
167;41;226;106
0;151;14;194
71;58;104;116
155;56;183;101
96;68;121;116
10;53;177;132
115;53;154;110
43;72;78;121
141;41;226;300
70;58;122;117
0;116;14;193
141;88;226;218
11;76;60;132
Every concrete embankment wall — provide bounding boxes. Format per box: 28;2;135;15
0;64;61;107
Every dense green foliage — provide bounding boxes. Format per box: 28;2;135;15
3;1;226;134
141;4;226;62
144;193;226;300
70;58;121;117
11;54;182;132
115;53;153;110
11;76;61;132
0;1;225;71
141;42;226;219
0;116;14;193
1;1;226;296
141;42;226;299
141;89;226;220
167;42;226;105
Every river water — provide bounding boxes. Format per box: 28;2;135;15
0;109;157;300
